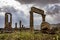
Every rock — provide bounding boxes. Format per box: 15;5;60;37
41;21;56;34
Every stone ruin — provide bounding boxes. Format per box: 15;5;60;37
2;7;56;33
19;20;25;31
30;7;45;32
30;7;54;33
15;23;18;30
20;21;22;31
4;13;24;32
4;13;12;32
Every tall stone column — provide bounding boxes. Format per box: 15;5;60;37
22;25;23;30
9;13;12;30
10;14;12;29
30;11;34;32
5;14;8;29
20;21;21;31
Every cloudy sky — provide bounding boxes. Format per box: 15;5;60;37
0;0;60;29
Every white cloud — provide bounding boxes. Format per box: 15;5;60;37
0;0;33;15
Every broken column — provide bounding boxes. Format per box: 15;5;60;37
19;20;22;31
30;11;34;32
4;13;12;31
22;25;24;30
41;14;51;33
15;23;18;30
42;14;46;22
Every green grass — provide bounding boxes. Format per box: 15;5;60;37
0;31;60;40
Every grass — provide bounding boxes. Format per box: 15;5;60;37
0;31;60;40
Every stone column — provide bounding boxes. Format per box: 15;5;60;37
42;14;46;22
10;14;12;29
5;13;8;30
9;13;12;30
15;23;17;30
30;11;34;32
5;14;8;29
22;25;23;30
20;21;21;31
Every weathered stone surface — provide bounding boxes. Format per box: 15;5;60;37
15;23;18;30
30;11;34;32
41;22;51;33
19;20;22;31
41;22;57;34
30;7;45;32
41;22;51;30
29;7;55;34
4;13;12;31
